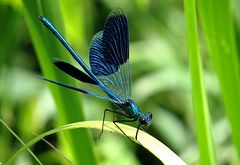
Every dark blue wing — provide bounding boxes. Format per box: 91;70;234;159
102;8;129;65
89;9;131;101
37;76;118;103
54;59;97;85
89;31;119;76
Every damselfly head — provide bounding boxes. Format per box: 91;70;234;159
139;112;152;126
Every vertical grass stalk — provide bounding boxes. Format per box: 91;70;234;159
198;0;240;161
22;0;97;164
184;0;217;164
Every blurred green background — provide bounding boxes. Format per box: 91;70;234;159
0;0;239;164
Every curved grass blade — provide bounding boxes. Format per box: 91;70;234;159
6;121;187;165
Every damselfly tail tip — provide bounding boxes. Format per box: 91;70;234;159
39;16;46;22
34;75;46;80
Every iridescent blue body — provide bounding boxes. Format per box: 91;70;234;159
39;9;152;140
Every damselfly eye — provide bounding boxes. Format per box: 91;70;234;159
139;112;152;126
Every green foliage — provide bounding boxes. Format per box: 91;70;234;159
22;0;97;165
198;0;240;162
184;0;217;164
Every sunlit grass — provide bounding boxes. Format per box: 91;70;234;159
5;121;186;165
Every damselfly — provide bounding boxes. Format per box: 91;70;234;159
39;9;152;140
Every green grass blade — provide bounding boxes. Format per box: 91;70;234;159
22;0;97;164
36;135;74;165
0;119;42;165
198;0;240;160
6;121;187;165
59;0;94;53
0;6;21;67
184;0;217;164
